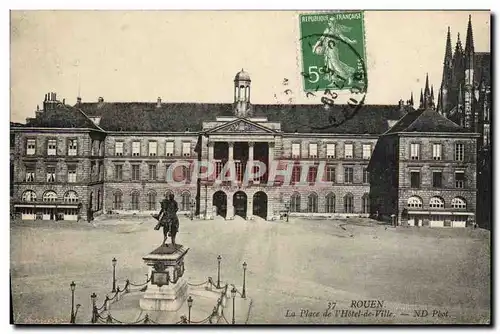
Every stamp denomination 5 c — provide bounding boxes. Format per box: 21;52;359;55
299;11;367;93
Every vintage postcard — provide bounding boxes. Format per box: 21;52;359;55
9;10;491;325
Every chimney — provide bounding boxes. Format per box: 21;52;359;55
97;96;105;109
398;99;405;111
156;97;162;108
76;97;82;106
62;98;66;105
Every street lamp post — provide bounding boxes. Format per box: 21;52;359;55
216;255;222;289
187;296;193;324
191;200;195;220
70;281;76;323
112;257;117;293
242;262;247;298
90;292;97;323
285;202;290;222
231;286;237;324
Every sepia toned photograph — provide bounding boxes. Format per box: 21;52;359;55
9;9;491;325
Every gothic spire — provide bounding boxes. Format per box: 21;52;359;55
455;32;463;55
410;92;414;106
465;15;475;54
444;27;453;64
458;83;463;105
419;89;424;109
436;90;442;114
424;73;430;97
431;85;434;101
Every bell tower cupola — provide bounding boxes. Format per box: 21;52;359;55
233;69;251;117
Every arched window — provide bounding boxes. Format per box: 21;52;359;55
451;197;467;209
407;196;423;208
131;191;140;210
344;193;354;213
148;191;157;211
97;189;101;210
113;191;123;210
42;191;58;202
307;193;318;213
429;196;444;209
64;191;79;203
290;192;301;213
325;193;335;213
22;190;37;202
181;192;191;211
362;193;370;213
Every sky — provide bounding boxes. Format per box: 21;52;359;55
10;10;490;123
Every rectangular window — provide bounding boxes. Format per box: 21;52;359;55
47;139;57;156
432;144;442;160
309;143;318;158
344;167;353;184
292;143;301;158
46;166;56;183
26;139;36;155
165;163;174;181
455;171;465;188
67;166;77;183
344;143;353;159
307;166;317;182
131;165;140;181
432;171;442;188
326;143;336;158
455;143;464;161
115;142;123;156
326;166;336;182
410;171;420;188
363;167;370;184
362;144;372;159
182;142;191;157
68;139;77;156
132;141;140;157
25;165;35;182
166;141;174;156
148;141;157;157
410;143;420;160
291;165;301;182
114;164;123;181
149;164;157;180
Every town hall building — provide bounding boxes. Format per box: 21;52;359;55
11;68;479;227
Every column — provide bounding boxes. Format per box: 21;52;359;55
248;142;254;183
226;193;234;220
268;142;274;184
208;141;214;161
228;142;234;161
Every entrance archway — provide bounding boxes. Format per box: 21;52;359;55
213;191;227;218
233;191;247;219
253;191;268;219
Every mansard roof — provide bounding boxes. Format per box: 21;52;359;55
22;104;102;130
385;108;468;134
76;101;410;134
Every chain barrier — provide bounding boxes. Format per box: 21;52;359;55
187;279;209;287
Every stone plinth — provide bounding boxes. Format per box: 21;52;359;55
140;244;189;311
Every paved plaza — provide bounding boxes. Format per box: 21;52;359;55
10;215;490;324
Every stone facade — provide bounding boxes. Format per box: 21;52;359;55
11;128;106;221
370;124;478;226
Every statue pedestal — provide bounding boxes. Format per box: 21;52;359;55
140;244;189;311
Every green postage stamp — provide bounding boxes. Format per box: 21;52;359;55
299;11;367;93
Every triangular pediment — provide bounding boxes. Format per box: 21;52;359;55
208;118;276;134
